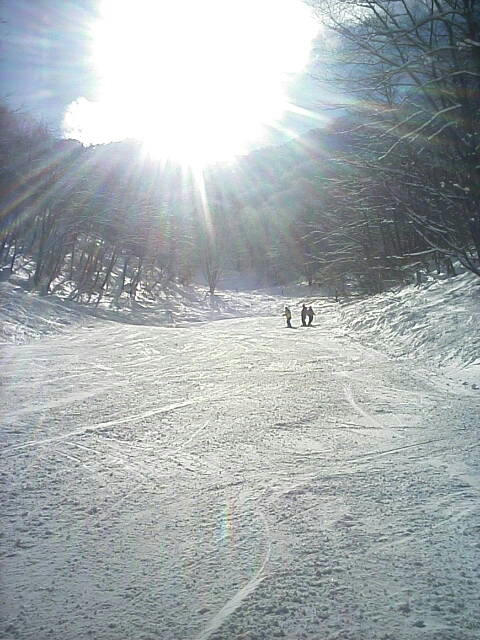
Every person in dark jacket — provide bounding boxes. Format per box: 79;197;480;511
301;303;308;326
283;306;292;328
307;306;315;326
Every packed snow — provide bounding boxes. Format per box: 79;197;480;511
1;270;479;640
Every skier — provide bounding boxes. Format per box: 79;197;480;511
283;306;292;328
301;303;308;326
307;306;315;326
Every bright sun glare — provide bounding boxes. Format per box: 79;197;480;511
63;0;317;165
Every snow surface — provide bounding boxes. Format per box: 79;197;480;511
1;272;479;640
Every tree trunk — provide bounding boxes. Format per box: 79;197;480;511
70;235;77;281
99;250;117;294
9;239;17;273
115;255;129;304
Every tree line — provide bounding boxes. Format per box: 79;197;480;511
0;0;478;303
304;0;480;291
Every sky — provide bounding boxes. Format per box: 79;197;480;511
0;0;98;130
0;0;327;160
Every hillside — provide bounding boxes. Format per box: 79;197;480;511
2;266;479;383
1;268;479;640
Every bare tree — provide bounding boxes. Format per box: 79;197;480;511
308;0;480;275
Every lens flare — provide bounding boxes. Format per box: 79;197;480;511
63;0;317;165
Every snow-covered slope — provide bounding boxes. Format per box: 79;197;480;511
0;282;93;345
2;270;479;377
327;270;479;393
1;270;479;640
0;279;282;345
337;270;479;368
1;299;479;640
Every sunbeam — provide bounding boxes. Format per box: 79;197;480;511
63;0;317;166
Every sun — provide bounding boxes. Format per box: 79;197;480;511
63;0;317;165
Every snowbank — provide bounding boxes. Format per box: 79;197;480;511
0;282;93;345
0;279;282;345
334;269;480;382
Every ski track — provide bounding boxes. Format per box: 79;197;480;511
1;398;208;455
195;509;273;640
1;384;125;422
343;384;385;429
1;315;479;640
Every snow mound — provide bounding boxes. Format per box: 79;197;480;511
336;269;480;372
0;279;283;345
0;282;95;345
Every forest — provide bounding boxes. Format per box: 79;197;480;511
1;0;479;305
